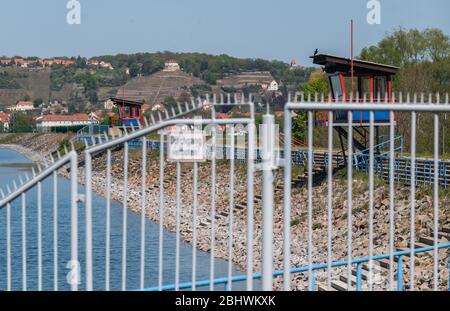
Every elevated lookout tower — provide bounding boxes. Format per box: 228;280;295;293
110;97;144;127
310;54;399;154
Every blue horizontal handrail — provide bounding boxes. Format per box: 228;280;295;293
355;135;403;156
76;124;110;137
142;242;450;291
372;136;403;154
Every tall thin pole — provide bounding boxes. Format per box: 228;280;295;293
350;19;354;97
261;113;275;291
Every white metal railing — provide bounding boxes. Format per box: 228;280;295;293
0;149;78;291
81;95;257;291
1;93;450;291
281;93;450;291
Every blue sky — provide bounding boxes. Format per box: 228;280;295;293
1;0;449;65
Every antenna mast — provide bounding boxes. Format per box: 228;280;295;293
350;19;354;98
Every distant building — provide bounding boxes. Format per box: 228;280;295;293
0;59;12;65
43;59;75;67
163;59;180;72
14;58;25;66
19;59;40;68
89;111;102;123
36;113;99;132
7;101;35;112
0;111;11;131
289;58;304;71
267;80;279;91
99;61;114;70
88;59;114;69
0;58;74;68
88;59;99;66
201;99;212;110
104;99;115;110
151;103;163;111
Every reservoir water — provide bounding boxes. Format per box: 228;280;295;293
0;148;249;290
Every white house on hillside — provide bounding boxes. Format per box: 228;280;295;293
104;99;115;110
7;101;35;112
267;80;279;91
163;59;180;72
151;103;163;111
99;61;114;70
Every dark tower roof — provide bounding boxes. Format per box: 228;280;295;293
109;97;144;107
311;54;399;76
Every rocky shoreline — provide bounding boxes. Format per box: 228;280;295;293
1;134;449;290
0;143;49;165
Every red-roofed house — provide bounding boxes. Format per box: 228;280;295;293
88;59;100;66
43;59;75;67
99;61;114;70
36;113;99;132
14;58;25;65
0;111;11;131
88;59;114;69
7;101;35;112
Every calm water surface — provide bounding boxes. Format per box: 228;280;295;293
0;148;251;290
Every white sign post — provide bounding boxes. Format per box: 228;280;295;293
168;128;206;162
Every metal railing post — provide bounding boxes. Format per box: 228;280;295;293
261;113;276;291
246;121;255;291
85;152;93;291
283;107;292;291
70;150;79;291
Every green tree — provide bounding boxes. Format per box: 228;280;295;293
33;98;43;108
101;115;111;125
291;70;329;142
423;29;450;62
359;28;450;93
142;59;163;75
291;111;307;142
95;51;313;88
242;84;262;98
358;27;450;155
163;96;178;110
190;84;212;98
75;56;87;69
299;70;329;98
129;63;141;78
11;113;33;132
